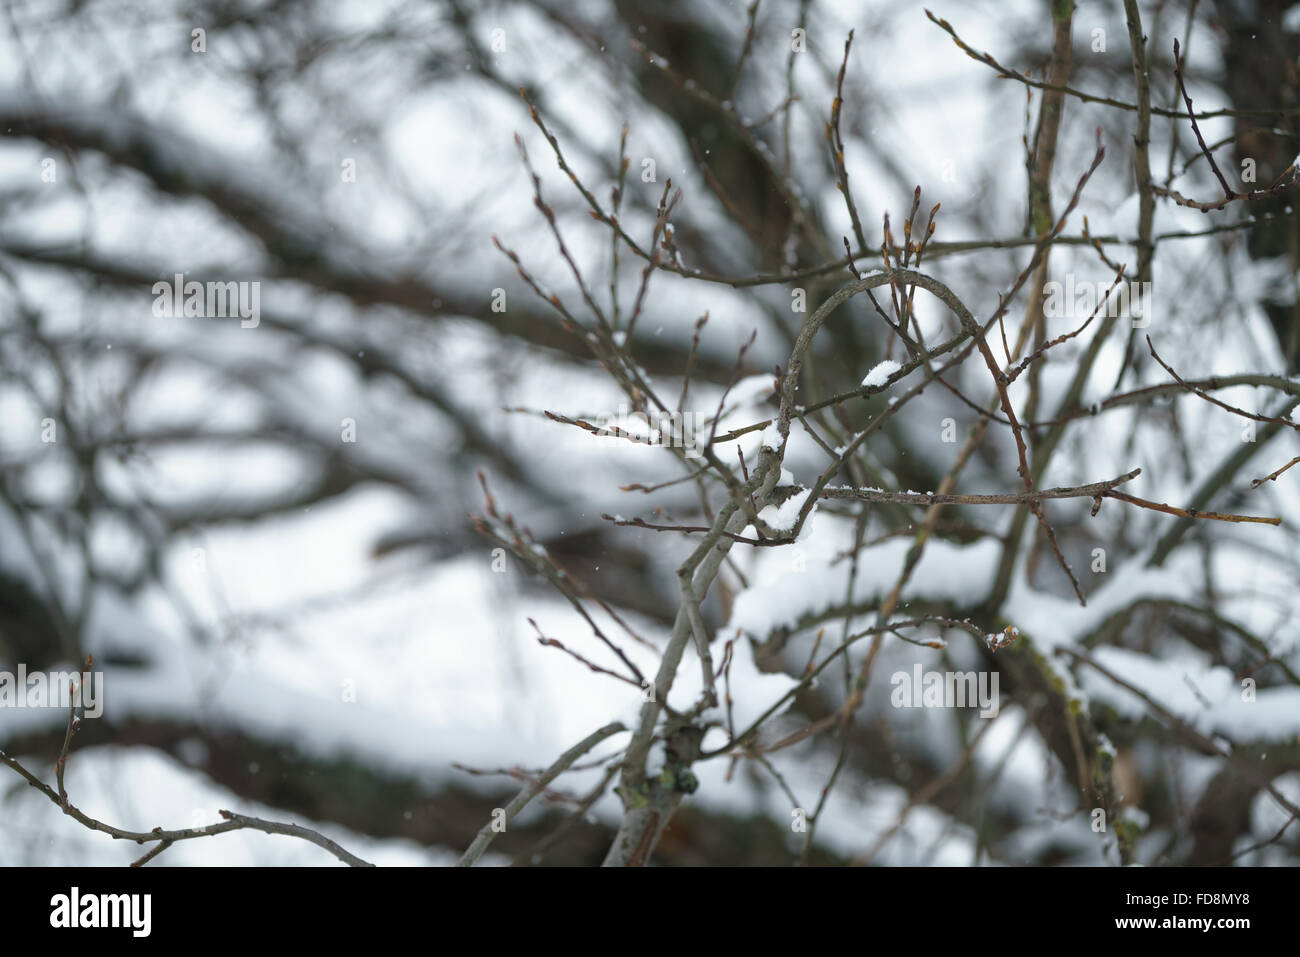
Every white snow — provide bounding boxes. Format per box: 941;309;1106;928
760;488;814;533
1079;646;1300;744
862;359;902;388
730;535;1003;635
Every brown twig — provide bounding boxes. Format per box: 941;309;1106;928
1100;488;1281;525
0;749;374;866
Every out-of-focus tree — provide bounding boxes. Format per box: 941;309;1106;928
1;0;1299;866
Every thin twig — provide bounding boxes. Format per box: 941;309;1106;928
457;721;627;866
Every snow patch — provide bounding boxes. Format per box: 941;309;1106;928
862;360;902;388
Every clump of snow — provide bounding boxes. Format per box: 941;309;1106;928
1120;805;1149;829
760;488;813;532
759;422;784;451
1003;549;1201;654
731;537;1003;634
1078;646;1300;744
862;359;901;388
